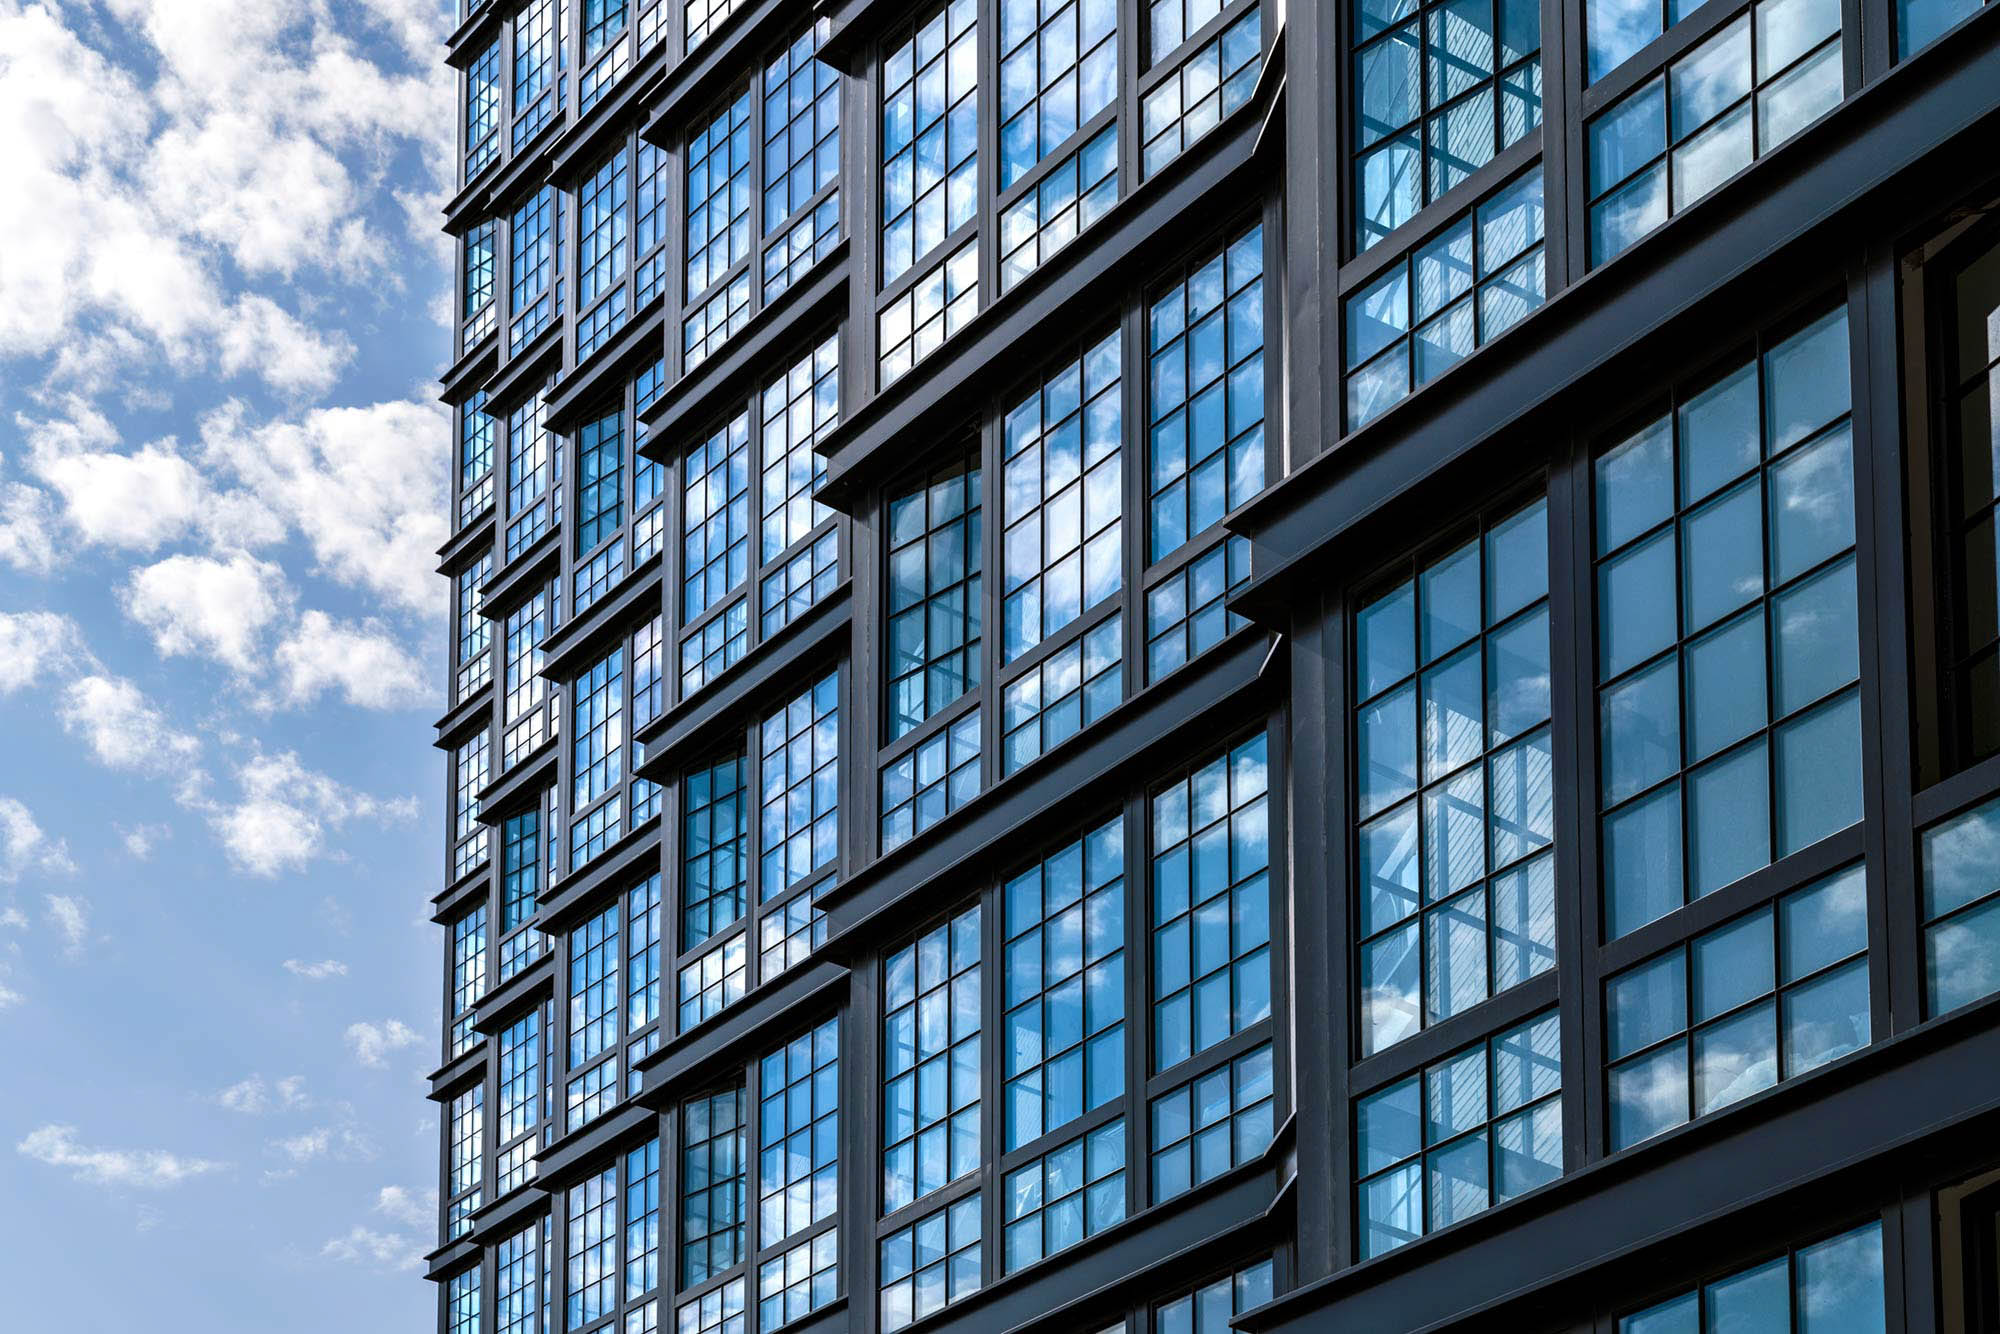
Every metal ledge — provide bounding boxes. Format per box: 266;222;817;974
472;739;556;827
477;524;561;614
431;683;492;749
437;332;498;406
535;817;664;935
537;551;664;682
640;0;798;147
534;1103;659;1194
637;960;847;1103
542;298;667;435
434;507;495;574
476;320;565;420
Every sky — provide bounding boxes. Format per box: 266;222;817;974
0;2;463;1326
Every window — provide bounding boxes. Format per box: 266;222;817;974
462;223;497;351
682;1085;747;1285
879;238;980;385
510;184;562;350
1149;1041;1274;1200
496;1007;542;1194
628;874;664;1064
760;670;840;895
1346;168;1546;430
686;0;741;52
448;1267;481;1334
679;1281;746;1334
882;1;979;283
464;40;500;181
500;805;546;979
501;585;555;769
999;122;1119;292
454;556;493;701
1003;1118;1126;1272
453;730;492;881
1618;1221;1886;1331
577;148;631;358
683;412;751;664
1003;818;1125;1149
507;389;561;560
1155;1257;1274;1333
625;1139;662;1313
1898;0;1990;55
880;1193;981;1332
1152;734;1270;1071
568;1165;618;1327
763;24;840;235
1595;308;1859;939
1148;0;1226;61
1587;0;1843;266
1355;1010;1561;1257
883;906;981;1213
1003;331;1123;663
1586;0;1691;81
759;1018;840;1245
572;647;625;864
759;1229;839;1329
688;91;752;300
1353;0;1540;251
881;710;982;850
887;460;983;739
569;904;620;1130
760;336;838;569
577;408;626;558
496;1222;541;1334
1355;498;1555;1056
1607;864;1869;1149
1145;535;1251;681
681;933;748;1029
1002;613;1124;774
1000;0;1118;189
763;532;840;637
445;1082;484;1240
584;0;627;57
449;905;488;1060
1147;224;1264;562
685;756;747;956
1922;796;2000;1017
512;0;565;150
1140;3;1262;181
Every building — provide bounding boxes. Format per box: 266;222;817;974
428;0;2000;1331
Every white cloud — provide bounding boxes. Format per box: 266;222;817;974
207;751;417;876
0;799;75;882
16;404;207;551
373;1183;436;1230
218;1074;308;1115
17;1124;224;1190
120;823;169;860
344;1019;420;1068
58;675;204;778
283;958;348;981
321;1224;420;1272
0;610;85;693
42;894;88;954
0;476;60;575
122;550;291;673
0;966;20;1010
271;1123;375;1165
273;611;430;710
0;907;26;930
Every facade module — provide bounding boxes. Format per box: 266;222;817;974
429;0;2000;1331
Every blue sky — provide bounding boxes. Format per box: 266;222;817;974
0;2;460;1326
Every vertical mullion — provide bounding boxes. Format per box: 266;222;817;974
1556;432;1606;1168
1298;584;1347;1279
1124;787;1150;1219
981;386;1003;794
1122;294;1149;688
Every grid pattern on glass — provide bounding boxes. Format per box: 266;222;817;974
1002;614;1123;773
887;460;983;739
569;903;620;1097
460;389;495;523
568;1165;618;1326
453;730;491;880
1145;534;1251;683
448;1267;480;1334
685;754;748;949
1140;4;1262;180
1152;733;1270;1070
506;390;559;560
636;141;669;307
1587;0;1843;267
496;1223;539;1334
500;808;546;979
682;1085;747;1285
496;1009;541;1194
1594;309;1859;940
686;273;752;371
501;587;553;768
1004;332;1122;662
1586;0;1694;82
999;122;1118;293
761;880;832;977
760;1018;840;1243
1897;0;1990;55
462;223;497;350
760;671;839;894
1937;236;2000;764
881;709;982;851
881;0;979;283
689;91;752;299
758;1229;838;1329
455;557;492;701
1156;1257;1275;1333
681;599;749;695
628;874;663;1041
1355;498;1554;1057
880;1193;981;1332
464;40;500;182
512;0;564;149
762;530;840;636
1147;0;1224;62
573;795;625;868
445;1083;483;1239
1003;818;1125;1148
684;412;752;623
764;24;840;230
1149;1042;1274;1201
510;185;561;349
626;1138;662;1306
1617;1221;1886;1332
762;336;840;563
577;408;625;558
883;906;982;1214
579;37;632;115
632;613;663;741
679;933;748;1029
1356;1010;1561;1257
880;237;980;386
678;1278;746;1334
765;195;843;302
575;536;628;618
1000;0;1118;189
1353;0;1540;251
1606;864;1869;1150
449;904;488;1059
573;647;625;812
1147;224;1264;562
578;147;630;313
1346;169;1546;431
1003;1118;1125;1272
686;0;742;51
1921;795;2000;1017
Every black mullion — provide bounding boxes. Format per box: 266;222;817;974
1123;786;1149;1218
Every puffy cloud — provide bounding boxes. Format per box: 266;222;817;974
217;1074;308;1115
373;1183;436;1229
0;476;60;575
15;404;207;551
119;824;169;860
121;550;291;673
57;675;203;777
42;894;88;954
321;1225;420;1271
283;958;349;981
273;611;430;710
17;1124;225;1190
0;611;84;694
207;751;417;876
0;799;74;882
344;1019;420;1068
